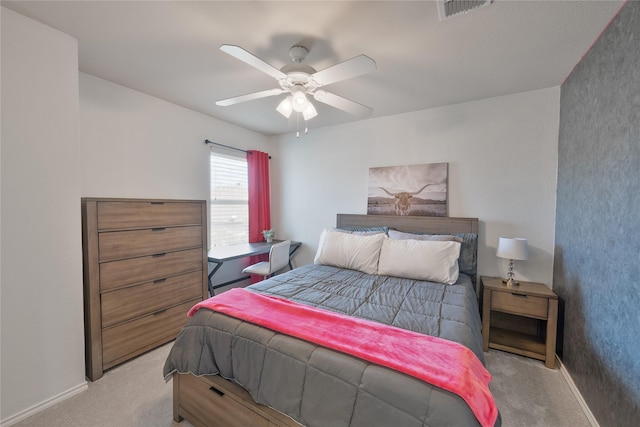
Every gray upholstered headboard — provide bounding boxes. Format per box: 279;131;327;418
336;214;479;286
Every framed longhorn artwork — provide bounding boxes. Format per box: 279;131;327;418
367;163;448;217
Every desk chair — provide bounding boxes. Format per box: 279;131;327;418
242;240;292;279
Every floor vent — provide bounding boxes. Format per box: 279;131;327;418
438;0;492;20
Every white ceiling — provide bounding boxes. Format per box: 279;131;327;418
3;0;623;136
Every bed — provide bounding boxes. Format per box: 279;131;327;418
164;214;500;427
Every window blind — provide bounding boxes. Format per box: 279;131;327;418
210;150;248;247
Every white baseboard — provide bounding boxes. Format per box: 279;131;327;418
556;355;599;427
1;381;88;427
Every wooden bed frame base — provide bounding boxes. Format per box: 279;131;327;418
173;373;301;427
172;214;479;426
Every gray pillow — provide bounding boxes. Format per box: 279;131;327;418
451;232;478;277
335;226;389;235
388;229;463;243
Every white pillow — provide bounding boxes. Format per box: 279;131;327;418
378;238;461;284
314;228;386;275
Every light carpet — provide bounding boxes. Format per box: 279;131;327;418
13;344;591;427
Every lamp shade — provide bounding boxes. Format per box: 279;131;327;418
496;237;529;261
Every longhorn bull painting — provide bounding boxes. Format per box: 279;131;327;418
367;163;448;217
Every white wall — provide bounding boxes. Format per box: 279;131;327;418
271;87;560;286
0;11;272;423
1;8;86;424
0;8;560;422
79;73;273;288
80;72;271;200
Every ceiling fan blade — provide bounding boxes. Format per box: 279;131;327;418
313;90;373;117
220;45;287;80
311;55;376;86
216;88;284;107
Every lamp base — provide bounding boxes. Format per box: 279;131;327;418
502;277;520;288
502;277;520;287
502;258;520;287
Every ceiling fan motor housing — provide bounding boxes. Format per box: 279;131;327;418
289;45;309;63
279;69;318;92
279;45;317;91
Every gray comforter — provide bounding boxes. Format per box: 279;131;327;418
164;264;500;427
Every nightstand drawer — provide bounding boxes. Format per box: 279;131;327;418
491;291;548;318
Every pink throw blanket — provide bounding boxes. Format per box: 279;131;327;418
189;288;498;427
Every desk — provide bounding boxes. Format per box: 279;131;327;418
207;240;301;296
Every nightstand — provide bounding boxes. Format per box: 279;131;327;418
481;276;558;368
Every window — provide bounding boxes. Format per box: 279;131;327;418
210;150;248;247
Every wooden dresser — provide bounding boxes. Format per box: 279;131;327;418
81;198;208;380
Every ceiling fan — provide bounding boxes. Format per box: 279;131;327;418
216;44;376;133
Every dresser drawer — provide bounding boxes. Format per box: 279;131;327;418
491;291;548;319
99;225;202;262
102;299;197;369
177;374;271;427
101;270;203;327
97;201;202;230
100;248;203;291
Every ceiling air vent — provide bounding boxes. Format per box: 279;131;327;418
438;0;492;21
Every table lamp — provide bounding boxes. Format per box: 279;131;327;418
496;237;529;287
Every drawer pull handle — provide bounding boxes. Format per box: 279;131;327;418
151;227;166;232
511;293;528;298
153;309;167;316
153;278;167;284
150;202;165;205
152;253;166;258
209;386;225;397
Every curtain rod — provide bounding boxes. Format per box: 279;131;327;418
204;139;271;158
204;139;249;153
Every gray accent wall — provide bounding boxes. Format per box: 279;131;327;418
554;2;640;426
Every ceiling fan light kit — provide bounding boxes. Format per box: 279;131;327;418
276;94;317;119
290;86;309;112
276;97;293;117
216;43;376;136
302;102;318;121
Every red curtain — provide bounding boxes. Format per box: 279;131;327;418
247;150;271;282
247;150;271;241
